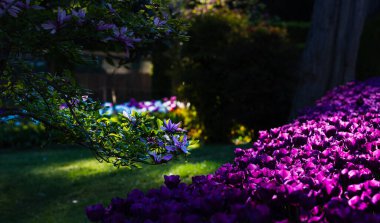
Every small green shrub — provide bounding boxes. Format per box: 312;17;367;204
0;118;65;149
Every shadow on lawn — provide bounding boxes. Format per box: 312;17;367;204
0;144;238;223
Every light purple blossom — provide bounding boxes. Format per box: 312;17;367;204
161;119;183;133
165;135;188;153
149;152;172;164
153;17;166;27
0;0;22;17
41;8;71;34
103;27;141;58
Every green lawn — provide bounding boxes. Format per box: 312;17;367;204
0;144;238;223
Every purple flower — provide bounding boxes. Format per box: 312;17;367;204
41;8;71;34
153;17;167;27
165;135;189;153
164;175;180;189
59;98;79;110
161;119;183;133
372;193;380;205
0;0;22;17
149;152;172;164
103;27;141;58
85;204;105;222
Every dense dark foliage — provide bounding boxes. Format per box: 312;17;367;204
263;0;315;21
87;77;380;222
178;10;298;142
357;13;380;81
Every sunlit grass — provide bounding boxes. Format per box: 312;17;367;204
0;144;236;223
32;158;117;179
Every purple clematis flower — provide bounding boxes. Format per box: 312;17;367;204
165;135;189;153
103;27;141;58
153;17;167;27
161;119;183;133
59;98;79;110
41;8;71;34
0;0;22;17
149;152;172;164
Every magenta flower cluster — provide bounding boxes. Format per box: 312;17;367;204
87;78;380;222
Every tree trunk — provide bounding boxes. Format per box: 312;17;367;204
290;0;370;117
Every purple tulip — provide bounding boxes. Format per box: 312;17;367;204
164;175;180;189
85;204;105;222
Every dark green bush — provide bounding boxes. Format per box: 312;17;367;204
178;10;298;142
0;118;65;149
356;13;380;81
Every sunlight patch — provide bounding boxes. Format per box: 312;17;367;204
31;158;117;178
163;161;219;180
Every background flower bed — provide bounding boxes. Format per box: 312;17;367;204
0;96;202;149
87;78;380;222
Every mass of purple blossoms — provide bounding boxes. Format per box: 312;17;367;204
86;78;380;223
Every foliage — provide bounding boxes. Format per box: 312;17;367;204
87;78;380;222
230;124;254;145
2;71;194;167
263;0;314;21
177;9;297;142
0;0;191;167
357;13;380;81
0;117;50;148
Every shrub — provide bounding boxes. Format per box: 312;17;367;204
178;10;298;142
87;77;380;222
357;13;380;81
0;116;66;149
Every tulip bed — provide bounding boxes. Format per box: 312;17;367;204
87;78;380;223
